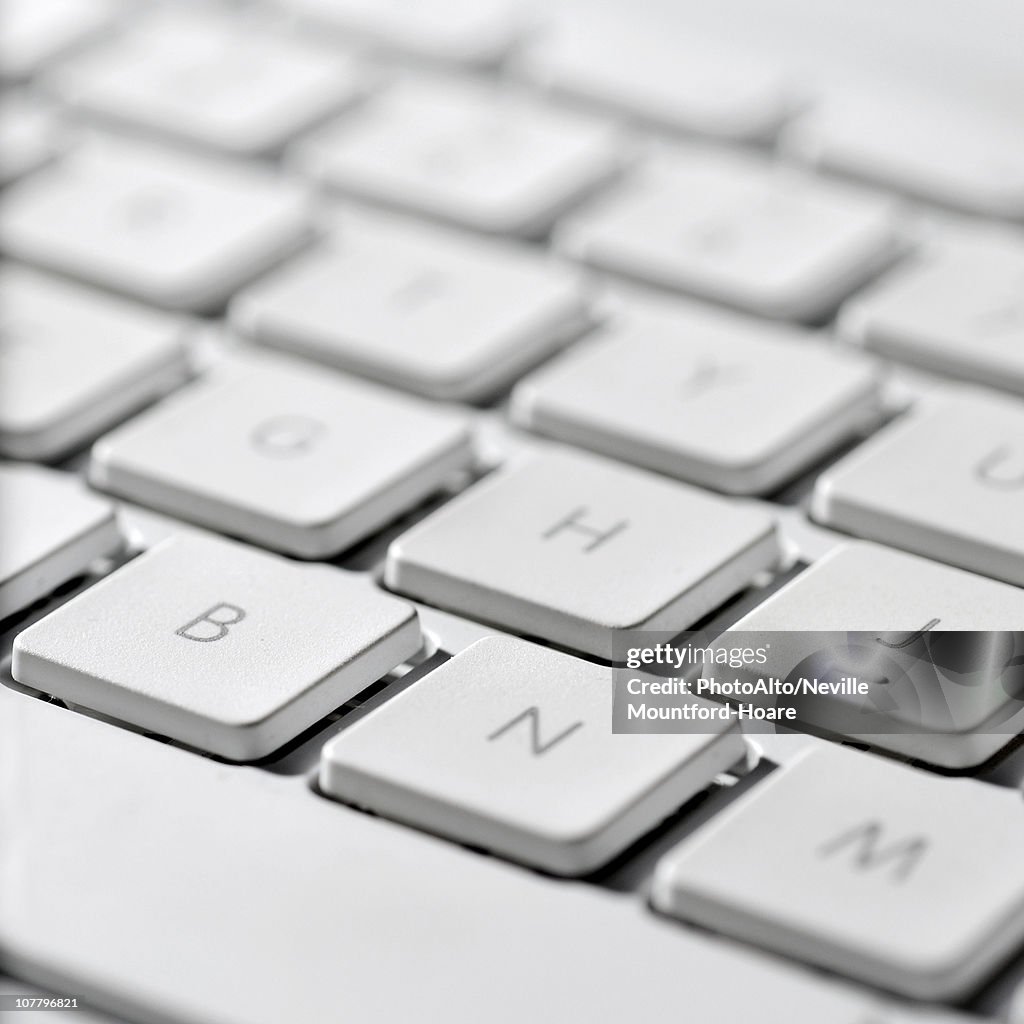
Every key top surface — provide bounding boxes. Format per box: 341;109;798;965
0;676;948;1024
0;463;121;621
385;450;779;658
517;13;795;141
0;95;65;185
840;233;1024;394
0;267;189;460
0;141;312;312
11;533;421;760
232;212;592;401
46;9;364;157
89;352;474;558
556;148;904;321
725;541;1024;767
812;394;1024;586
652;743;1024;999
290;77;622;238
277;0;524;66
1;0;120;80
781;89;1024;219
320;635;746;875
512;301;881;494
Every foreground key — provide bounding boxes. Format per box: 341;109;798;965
12;533;421;760
321;636;745;875
386;450;779;658
652;744;1024;1000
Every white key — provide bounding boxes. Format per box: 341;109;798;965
0;141;312;312
652;744;1024;999
0;681;955;1024
0;95;65;185
813;394;1024;586
726;541;1024;767
0;463;121;620
89;353;474;559
45;10;364;157
12;533;420;761
321;635;745;875
231;212;593;401
511;301;881;494
556;148;905;321
0;0;120;80
277;0;523;67
781;89;1024;220
517;14;796;142
385;450;779;658
840;233;1024;394
0;268;189;460
290;77;623;238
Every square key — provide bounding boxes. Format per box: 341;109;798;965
89;352;474;558
12;533;421;760
232;212;591;401
0;140;311;312
0;267;189;459
512;301;880;494
320;636;746;875
813;393;1024;586
291;76;621;238
386;450;779;658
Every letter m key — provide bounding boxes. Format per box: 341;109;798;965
818;821;928;882
175;603;246;643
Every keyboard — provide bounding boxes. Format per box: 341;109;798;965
2;0;1024;1021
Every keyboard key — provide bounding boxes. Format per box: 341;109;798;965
385;450;779;658
1;0;120;80
556;148;905;321
89;353;474;559
0;95;65;185
812;394;1024;586
727;541;1024;767
12;533;421;760
277;0;524;67
511;301;881;494
0;268;189;460
45;9;364;157
651;743;1024;999
320;635;745;875
517;14;796;141
232;212;593;401
0;463;121;620
0;141;312;312
2;678;956;1024
840;233;1024;395
290;77;622;238
781;90;1024;220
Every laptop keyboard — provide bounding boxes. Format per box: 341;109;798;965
2;0;1024;1021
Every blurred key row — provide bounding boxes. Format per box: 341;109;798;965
6;0;1024;217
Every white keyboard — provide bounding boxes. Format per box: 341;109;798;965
2;0;1024;1022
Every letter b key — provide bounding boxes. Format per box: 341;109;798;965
175;602;246;642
